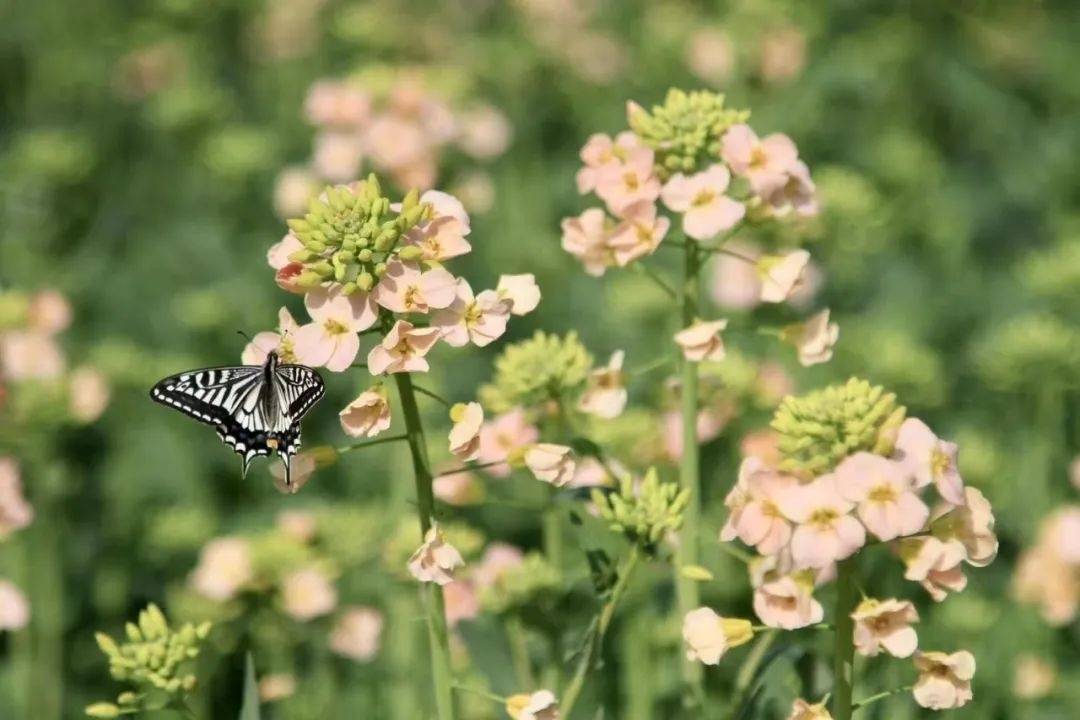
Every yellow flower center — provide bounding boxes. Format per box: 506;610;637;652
931;448;952;478
323;319;348;336
809;508;838;528
868;483;898;504
464;301;483;326
692;189;716;207
394;338;414;356
749;146;768;169
403;286;421;310
623;171;640;190
278;337;298;363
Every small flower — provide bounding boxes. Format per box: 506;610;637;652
0;458;33;538
505;690;559;720
401;191;472;262
0;579;29;631
930;486;998;567
367;320;441;375
561;208;615;276
267;234;306;294
258;674;296;702
304;80;371;127
443;580;480;627
497;274;542;316
329;606;383;661
312;130;365;183
276;510;317;542
294;287;378;372
1012;654;1056;700
721;124;799;196
710;241;762;310
339;386;391;438
578;351;627;419
762;161;818;217
433;469;484;506
660;164;745;240
783;309;839;367
458;105;513;159
373;260;458;314
448;402;484;461
682;607;754;665
781;474;866;569
607;201;670;265
432;279;512;347
895;418;965;505
753;574;824;630
524;444;576;487
835;452;929;542
69;366;110;423
787;699;833;720
576;131;641;194
898;536;968;601
273;167;318;219
674;319;728;362
408;523;465;586
242;307;301;365
913;650;976;710
476;409;539;477
595;146;661;215
281;567;338;621
758;250;810;304
190;537;252;601
852;597;919;658
472;543;525;591
721;459;796;555
0;330;64;380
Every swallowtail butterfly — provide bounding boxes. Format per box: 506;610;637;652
150;351;325;490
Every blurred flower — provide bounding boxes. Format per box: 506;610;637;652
0;579;29;630
525;444;575;487
366;320;441;375
190;537;252;601
243;307;301;365
295;287;378;372
476;408;539;476
433;469;484;506
433;280;512;347
759;27;807;84
276;510;317;543
930;487;998;567
895;418;965;505
835;452;928;541
373;260;458;314
273;167;319;219
787;699;832;720
898;536;967;602
497;274;541;316
340;386;391;438
852;597;919;658
682;607;753;664
753;573;823;630
1012;654;1056;700
480;331;592;411
741;430;782;468
0;330;65;380
661;164;745;240
722;125;799;197
758;250;811;304
408;523;465;586
312;131;365;183
281;567;337;621
674;320;728;362
0;458;33;538
458;105;513;159
443;580;480;627
449;402;484;461
913;650;975;710
258;673;296;702
578;351;627;419
472;543;525;591
68;366;110;422
781;475;865;569
710;241;762;310
570;457;620;488
505;689;559;720
330;606;383;661
304;81;371;128
27;290;71;335
452;171;496;214
783;309;838;367
662;407;728;461
561;207;615;276
687;28;735;85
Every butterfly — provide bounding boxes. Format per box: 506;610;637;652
150;351;325;490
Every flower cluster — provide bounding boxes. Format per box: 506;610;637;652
1014;504;1080;625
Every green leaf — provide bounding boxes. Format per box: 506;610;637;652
238;652;261;720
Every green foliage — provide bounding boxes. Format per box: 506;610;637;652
479;331;593;412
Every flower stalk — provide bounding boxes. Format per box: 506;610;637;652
831;556;859;720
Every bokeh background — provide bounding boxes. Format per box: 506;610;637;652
1;0;1079;718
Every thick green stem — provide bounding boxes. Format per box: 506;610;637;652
676;239;703;697
393;372;456;720
831;557;859;720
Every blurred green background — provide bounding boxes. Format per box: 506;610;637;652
1;0;1079;718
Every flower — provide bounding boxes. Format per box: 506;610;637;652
0;458;33;538
402;191;472;261
784;309;839;367
27;289;71;335
576;131;641;194
496;274;541;316
607;201;670;265
930;486;998;567
561;208;614;276
760;27;807;83
408;523;465;586
1012;654;1056;700
367;320;441;375
781;474;866;569
763;161;818;217
433;469;484;506
660;164;745;240
686;28;735;85
281;567;338;621
721;124;799;196
758;250;810;303
505;690;559;720
899;536;968;601
595;146;661;215
312;130;365;182
432;280;512;347
895;418;965;505
443;580;480;627
721;458;796;556
682;607;754;665
710;241;762;310
266;234;306;294
294;287;378;372
373;260;458;314
913;650;976;710
835;452;928;541
339;386;391;438
472;543;525;591
242;307;301;365
852;597;919;658
787;699;832;720
753;574;824;630
448;402;484;461
329;606;383;661
476;409;539;477
190;537;252;601
458;105;513;159
258;674;296;702
578;351;627;419
304;80;371;127
276;510;317;542
524;444;576;487
0;330;64;380
0;579;29;631
674;319;728;362
69;366;110;422
273;167;318;219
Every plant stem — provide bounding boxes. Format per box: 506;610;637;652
831;557;859;720
336;433;408;454
852;685;913;711
561;545;640;718
452;684;508;704
505;614;535;690
413;384;454;408
733;629;777;704
676;237;704;700
393;372;456;720
635;262;678;299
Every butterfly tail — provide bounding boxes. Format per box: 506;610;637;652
279;453;295;494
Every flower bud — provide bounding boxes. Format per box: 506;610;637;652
356;271;375;291
397;245;423;262
85;703;120;718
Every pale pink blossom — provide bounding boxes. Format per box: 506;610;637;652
242;307;301;365
740;430;783;468
561;208;615;276
786;699;832;720
68;366;110;422
578;351;627;419
721;124;799;197
0;580;29;631
408;523;465;586
266;234;306;294
710;241;762;310
339;387;391;438
476;409;538;477
0;458;33;539
722;459;796;555
373;261;457;314
835;452;928;541
294;287;378;372
451;171;495;214
787;309;838;367
457;105;513;159
525;444;576;488
0;330;64;380
330;606;383;661
276;510;317;543
433;469;484;506
432;280;512;348
472;543;525;591
661;165;745;240
607;201;670;265
852;598;919;658
931;486;998;567
895;418;965;505
682;607;754;665
363;115;428;172
913;650;976;710
443;580;480;627
570;457;622;489
505;690;560;720
674;320;728;362
1012;654;1056;699
686;28;735;84
312;130;365;183
281;567;338;621
758;250;810;303
273;167;318;218
763;161;818;217
304;81;371;127
400;190;472;262
1014;544;1078;624
448;402;484;461
781;475;866;569
258;674;296;702
190;537;253;601
576;131;642;194
27;290;72;335
899;536;968;601
760;27;807;84
595;146;661;215
753;574;824;630
367;320;441;375
497;274;541;316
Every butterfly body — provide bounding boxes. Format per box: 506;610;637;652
150;351;325;489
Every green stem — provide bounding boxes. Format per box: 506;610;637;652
675;237;704;701
561;545;640;718
852;685;913;711
732;629;777;709
831;557;859;720
336;433;408;454
634;262;678;299
412;384;454;408
393;372;456;720
505;615;536;690
452;684;508;704
435;460;509;477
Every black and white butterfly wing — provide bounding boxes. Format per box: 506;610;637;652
269;363;326;485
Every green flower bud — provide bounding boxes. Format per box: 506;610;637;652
373;262;387;278
397;245;423;261
85;703;120;718
479;331;593;412
356;271;375;291
591;467;689;548
373;234;395;252
296;270;323;288
117;692;137;706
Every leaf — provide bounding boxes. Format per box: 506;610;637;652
238;652;261;720
679;564;714;582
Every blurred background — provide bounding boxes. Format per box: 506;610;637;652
1;0;1079;718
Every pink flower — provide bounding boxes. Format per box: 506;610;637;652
457;105;513;159
304;81;371;127
27;290;72;335
786;309;839;367
472;543;524;590
0;579;29;631
899;536;968;601
525;444;576;487
496;274;541;316
448;402;484;461
281;567;338;621
443;580;480;627
266;235;306;294
781;475;866;569
753;574;824;630
190;537;253;601
578;351;627;419
408;523;465;586
663;408;729;461
330;606;383;661
931;486;998;567
686;29;735;85
786;699;832;720
294;287;378;372
367;320;441;375
895;418;965;505
682;607;754;664
339;386;391;438
312;130;365;183
674;320;728;362
721;124;799;196
762;161;818;217
607;200;670;265
373;260;457;314
0;458;33;538
432;469;484;506
432;280;512;347
758;250;810;303
852;598;919;658
660;164;745;240
273;167;318;219
276;510;317;542
913;651;976;710
710;241;762;310
363;115;429;172
476;409;539;477
68;366;110;423
835;452;928;541
242;307;301;365
576;131;642;194
400;190;472;262
561;208;615;276
0;330;64;380
595;146;661;215
760;27;807;84
721;458;796;555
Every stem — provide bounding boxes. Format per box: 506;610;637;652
452;685;508;704
634;262;677;299
831;557;859;720
853;685;913;711
628;356;673;378
733;629;777;701
561;545;640;718
675;237;704;700
393;372;456;720
336;433;408;454
505;615;536;690
413;384;454;408
435;460;509;477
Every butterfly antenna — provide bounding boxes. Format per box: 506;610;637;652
236;329;254;343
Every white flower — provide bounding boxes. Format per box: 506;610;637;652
448;402;484;461
407;523;465;586
524;444;576;487
497;274;542;316
758;250;810;303
578;351;627;419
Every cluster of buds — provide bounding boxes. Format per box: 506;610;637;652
592;468;690;548
86;604;210;717
479;331;593;413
